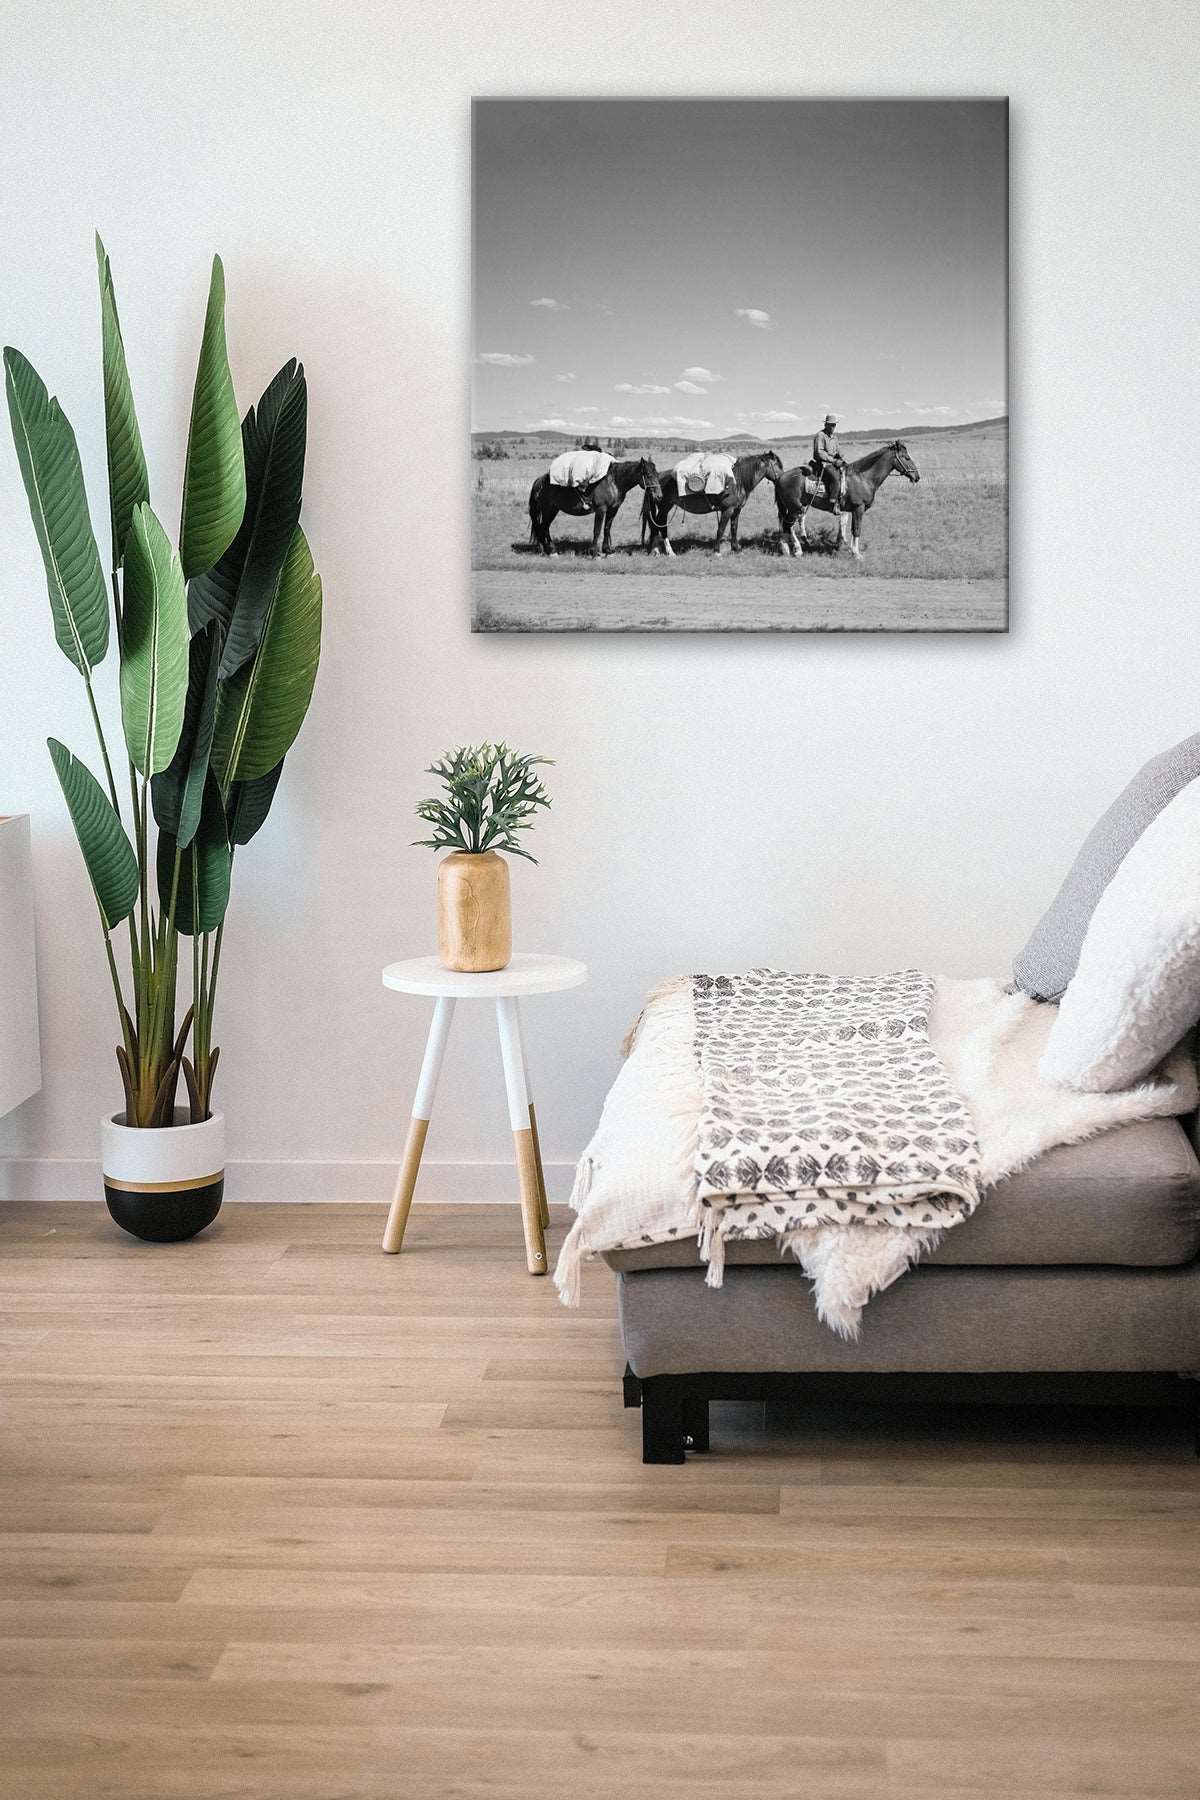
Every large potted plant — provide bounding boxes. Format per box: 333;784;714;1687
5;241;321;1240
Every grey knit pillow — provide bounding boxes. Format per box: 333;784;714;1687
1013;733;1200;1002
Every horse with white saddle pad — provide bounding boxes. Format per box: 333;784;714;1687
641;449;784;556
529;453;662;557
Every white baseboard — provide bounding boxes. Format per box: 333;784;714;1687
0;1157;578;1206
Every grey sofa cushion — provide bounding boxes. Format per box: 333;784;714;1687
617;1261;1200;1376
1013;733;1200;1002
603;1116;1200;1273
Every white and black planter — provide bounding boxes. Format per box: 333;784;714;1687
101;1108;225;1242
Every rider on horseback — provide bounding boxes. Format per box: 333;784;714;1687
812;413;846;514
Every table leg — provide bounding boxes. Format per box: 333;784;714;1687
514;1002;550;1230
382;996;455;1254
496;996;547;1275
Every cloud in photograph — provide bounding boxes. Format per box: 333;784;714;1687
572;405;599;414
610;412;714;432
674;379;707;396
735;308;771;329
530;297;567;310
615;381;670;395
743;409;802;425
478;351;534;367
555;372;577;383
681;366;721;384
521;417;572;431
903;401;957;416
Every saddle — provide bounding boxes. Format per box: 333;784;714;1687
806;459;847;504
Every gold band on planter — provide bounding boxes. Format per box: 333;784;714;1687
103;1170;224;1194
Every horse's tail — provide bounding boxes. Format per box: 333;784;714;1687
528;480;540;545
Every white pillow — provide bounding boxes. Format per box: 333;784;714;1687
1039;776;1200;1092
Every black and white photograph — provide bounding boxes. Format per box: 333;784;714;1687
472;97;1008;632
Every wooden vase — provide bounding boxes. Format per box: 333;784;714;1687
437;851;512;972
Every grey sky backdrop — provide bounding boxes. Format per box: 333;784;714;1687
472;98;1007;440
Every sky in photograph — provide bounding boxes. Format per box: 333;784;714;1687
473;99;1007;440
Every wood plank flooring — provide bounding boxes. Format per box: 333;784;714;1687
1;1200;1198;1799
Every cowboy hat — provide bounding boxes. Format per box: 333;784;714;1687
823;412;839;428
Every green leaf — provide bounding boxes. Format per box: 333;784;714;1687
157;770;230;936
47;737;138;929
179;256;245;579
119;503;189;776
211;527;321;786
150;621;220;848
95;235;149;567
189;360;307;677
226;759;284;846
4;347;109;676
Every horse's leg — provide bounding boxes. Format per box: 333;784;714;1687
537;499;557;556
713;507;730;555
729;504;744;553
777;508;792;556
850;506;864;559
601;507;615;556
789;515;803;558
590;507;603;559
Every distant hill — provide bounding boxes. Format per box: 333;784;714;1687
472;416;1007;453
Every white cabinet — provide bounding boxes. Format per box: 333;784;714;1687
0;815;41;1116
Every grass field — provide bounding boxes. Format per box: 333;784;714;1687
471;420;1007;631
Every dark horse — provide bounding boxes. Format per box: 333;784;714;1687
641;450;785;555
528;458;662;557
775;440;920;559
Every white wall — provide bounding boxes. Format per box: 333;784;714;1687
2;0;1197;1199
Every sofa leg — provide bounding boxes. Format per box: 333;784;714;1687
684;1392;710;1453
641;1377;687;1463
1189;1379;1200;1459
622;1364;642;1409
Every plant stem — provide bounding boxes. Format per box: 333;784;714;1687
102;925;136;1073
83;678;122;821
206;919;224;1042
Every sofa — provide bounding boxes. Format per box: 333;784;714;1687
606;1113;1200;1461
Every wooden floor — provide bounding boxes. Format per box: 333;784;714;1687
1;1201;1198;1800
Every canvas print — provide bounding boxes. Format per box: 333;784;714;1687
471;98;1008;633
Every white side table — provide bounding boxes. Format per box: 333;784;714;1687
380;954;588;1273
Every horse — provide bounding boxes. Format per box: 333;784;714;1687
774;440;920;559
640;450;785;556
528;457;662;558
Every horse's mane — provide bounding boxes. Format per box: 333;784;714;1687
847;442;897;474
733;450;779;479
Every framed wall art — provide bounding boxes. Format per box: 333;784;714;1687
472;97;1008;633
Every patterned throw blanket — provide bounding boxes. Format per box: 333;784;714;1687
554;970;1196;1336
691;970;981;1281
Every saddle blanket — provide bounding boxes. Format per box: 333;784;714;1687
549;448;612;489
674;450;735;496
554;970;1197;1338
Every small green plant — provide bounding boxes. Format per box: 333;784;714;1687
415;744;552;862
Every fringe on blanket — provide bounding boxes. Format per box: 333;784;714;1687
555;979;697;1308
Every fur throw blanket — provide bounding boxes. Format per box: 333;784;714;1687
554;973;1197;1338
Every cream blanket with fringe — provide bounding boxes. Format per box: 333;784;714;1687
554;975;1197;1338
